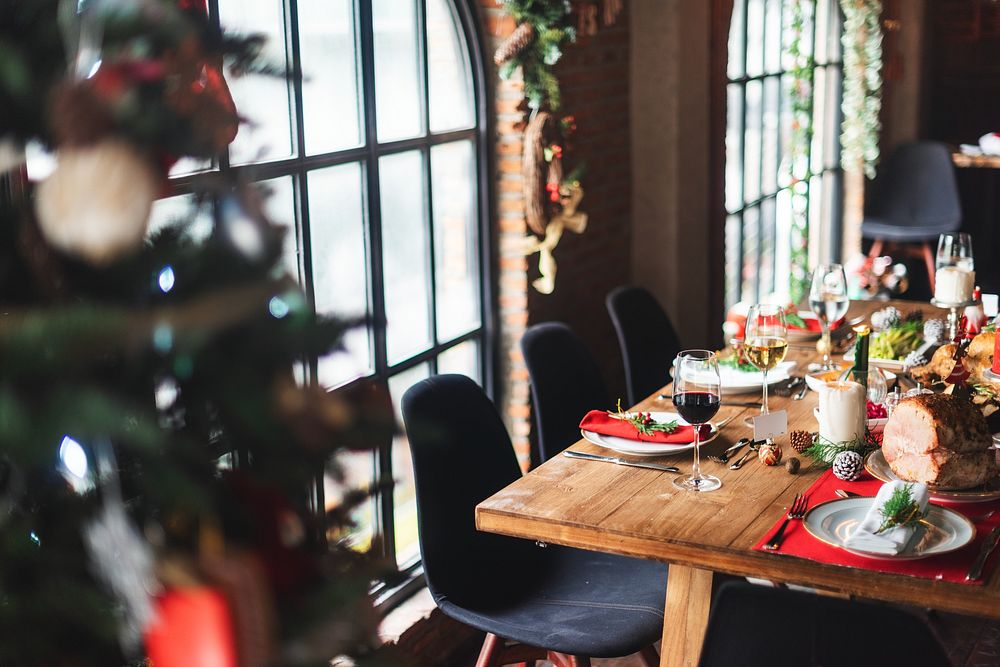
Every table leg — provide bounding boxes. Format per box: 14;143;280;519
659;565;713;667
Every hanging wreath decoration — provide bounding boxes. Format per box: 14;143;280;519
840;0;883;179
495;1;618;294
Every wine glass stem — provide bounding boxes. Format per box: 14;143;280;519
691;424;701;479
762;369;769;414
821;326;831;368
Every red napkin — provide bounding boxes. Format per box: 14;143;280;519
753;470;1000;585
579;411;710;444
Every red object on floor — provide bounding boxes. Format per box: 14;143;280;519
144;587;238;667
753;469;1000;585
579;411;710;444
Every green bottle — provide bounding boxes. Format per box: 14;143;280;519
842;324;871;391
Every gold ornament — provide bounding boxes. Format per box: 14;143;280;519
35;139;159;265
520;182;587;295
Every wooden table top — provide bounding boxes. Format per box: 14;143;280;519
477;299;1000;620
952;151;1000;169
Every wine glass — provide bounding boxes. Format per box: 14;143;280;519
744;304;788;418
809;264;849;370
936;232;974;272
672;350;722;493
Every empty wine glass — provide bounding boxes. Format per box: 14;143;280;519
744;304;788;419
672;350;722;493
809;264;849;370
936;232;974;272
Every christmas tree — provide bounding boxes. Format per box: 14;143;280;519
0;1;392;664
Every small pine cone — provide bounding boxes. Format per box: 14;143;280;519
494;22;535;65
832;450;864;482
790;429;812;454
870;306;901;332
923;319;946;344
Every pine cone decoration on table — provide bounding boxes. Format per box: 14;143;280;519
832;450;864;482
790;430;813;454
870;306;901;332
494;22;535;65
923;319;946;344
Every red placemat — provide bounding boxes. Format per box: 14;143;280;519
753;469;1000;585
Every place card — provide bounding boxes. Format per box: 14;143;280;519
983;293;998;317
753;410;787;441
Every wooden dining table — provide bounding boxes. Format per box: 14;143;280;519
476;299;1000;667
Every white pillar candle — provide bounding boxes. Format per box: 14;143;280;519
818;380;866;444
935;266;975;304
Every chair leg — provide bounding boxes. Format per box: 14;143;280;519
922;241;936;293
638;645;660;666
476;633;504;667
868;238;884;258
567;658;591;667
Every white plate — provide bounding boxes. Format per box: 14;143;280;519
810;407;887;433
865;449;1000;503
843;349;906;371
802;497;975;560
674;361;797;395
805;368;896;393
580;411;719;457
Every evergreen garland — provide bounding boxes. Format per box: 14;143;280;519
497;0;576;110
786;0;813;304
840;0;883;178
801;429;880;468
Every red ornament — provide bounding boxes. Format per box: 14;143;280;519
144;587;238;667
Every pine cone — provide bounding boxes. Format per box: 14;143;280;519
870;306;901;332
903;349;927;370
923;319;946;344
789;429;812;454
832;450;864;482
494;22;535;65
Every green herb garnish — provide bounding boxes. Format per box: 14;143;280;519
719;355;758;373
785;311;808;329
801;431;879;467
608;399;678;436
875;484;926;534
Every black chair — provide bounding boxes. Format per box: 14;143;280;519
521;323;610;464
606;286;682;406
698;582;950;667
402;374;665;667
861;141;962;292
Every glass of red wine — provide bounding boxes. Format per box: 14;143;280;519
672;349;722;493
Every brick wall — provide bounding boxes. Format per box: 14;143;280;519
482;1;633;470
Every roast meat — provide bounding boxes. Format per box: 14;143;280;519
881;393;998;489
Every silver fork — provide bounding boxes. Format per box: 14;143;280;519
763;493;808;551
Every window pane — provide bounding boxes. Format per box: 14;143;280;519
388;363;430;567
218;0;295;164
759;196;776;297
381;151;432;365
373;0;423;142
725;214;742;309
427;0;474;132
745;0;765;78
761;76;780;196
743;79;763;204
259;176;298;281
764;0;782;74
725;83;744;213
298;0;363;154
148;194;213;243
728;0;746;80
309;163;374;387
325;450;375;550
437;339;480;384
742;205;760;301
431;141;480;341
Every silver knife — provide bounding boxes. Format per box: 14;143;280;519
562;450;679;473
966;525;1000;581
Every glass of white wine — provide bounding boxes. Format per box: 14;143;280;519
744;304;788;419
809;264;849;370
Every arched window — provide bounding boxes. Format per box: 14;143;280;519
153;0;490;605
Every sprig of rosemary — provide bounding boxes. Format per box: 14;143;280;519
784;311;808;329
875;484;927;534
608;399;678;436
801;430;880;468
719;355;758;373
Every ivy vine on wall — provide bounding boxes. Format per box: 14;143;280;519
786;0;813;304
840;0;883;178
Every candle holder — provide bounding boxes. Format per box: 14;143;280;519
930;297;979;340
982;368;1000;383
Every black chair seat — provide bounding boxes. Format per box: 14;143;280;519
860;217;958;243
437;547;666;658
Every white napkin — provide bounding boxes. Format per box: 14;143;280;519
844;480;929;556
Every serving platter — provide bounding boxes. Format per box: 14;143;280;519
865;449;1000;503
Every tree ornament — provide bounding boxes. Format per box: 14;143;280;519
144;586;238;667
785;457;801;474
494;22;535;65
789;429;813;454
758;442;783;466
832;450;864;481
35;139;159;265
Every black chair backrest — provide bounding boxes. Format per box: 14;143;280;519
698;583;950;667
865;141;961;230
401;374;544;607
606;286;682;406
521;323;610;464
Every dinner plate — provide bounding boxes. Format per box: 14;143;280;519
580;411;719;457
675;361;797;395
810;407;887;433
805;368;896;393
864;449;1000;503
802;496;975;560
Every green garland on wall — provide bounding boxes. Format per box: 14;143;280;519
786;0;813;304
494;0;576;110
840;0;883;178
